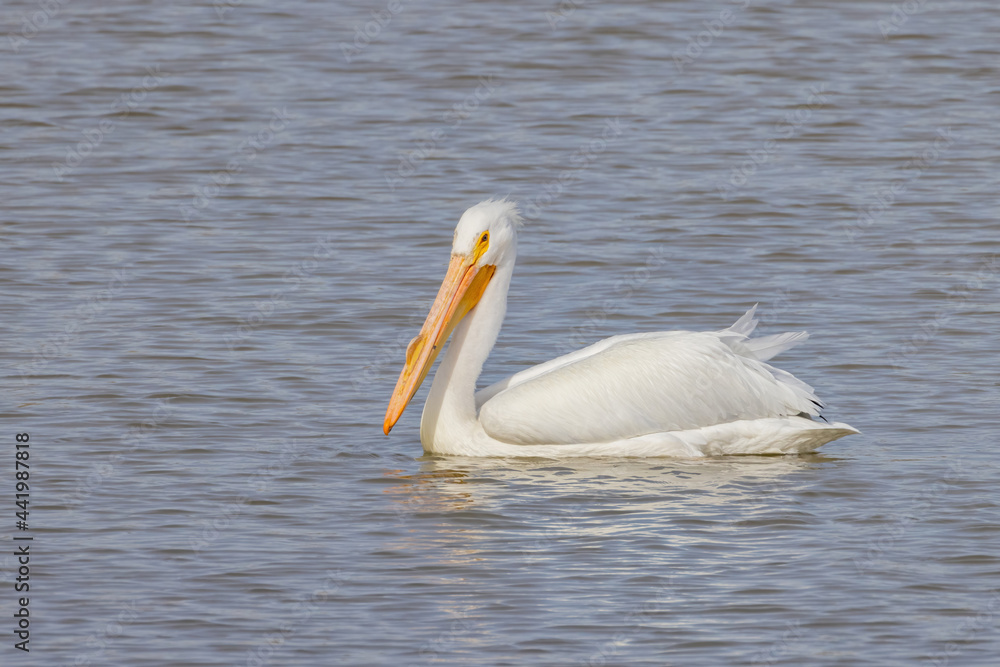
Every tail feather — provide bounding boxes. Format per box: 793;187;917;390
728;304;759;336
726;306;809;362
745;330;809;362
721;307;820;417
768;366;821;416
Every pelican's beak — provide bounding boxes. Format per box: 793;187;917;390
383;254;496;435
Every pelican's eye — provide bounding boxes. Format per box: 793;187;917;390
472;231;490;262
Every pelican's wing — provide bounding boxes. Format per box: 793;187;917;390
477;308;821;446
474;331;656;408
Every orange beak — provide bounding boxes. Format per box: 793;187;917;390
383;254;496;435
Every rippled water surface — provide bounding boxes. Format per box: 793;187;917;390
3;1;1000;665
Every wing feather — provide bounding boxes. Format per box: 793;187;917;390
478;312;819;446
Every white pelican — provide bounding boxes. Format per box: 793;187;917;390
383;199;858;457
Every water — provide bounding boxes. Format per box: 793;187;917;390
3;0;999;664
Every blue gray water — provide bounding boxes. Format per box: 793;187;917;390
3;0;999;665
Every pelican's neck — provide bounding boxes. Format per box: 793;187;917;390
420;259;514;448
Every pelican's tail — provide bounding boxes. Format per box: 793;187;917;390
728;304;760;336
724;305;810;362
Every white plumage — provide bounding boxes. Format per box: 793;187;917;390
384;199;857;457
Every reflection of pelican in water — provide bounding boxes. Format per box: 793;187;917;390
383;200;857;457
381;468;474;517
390;455;832;533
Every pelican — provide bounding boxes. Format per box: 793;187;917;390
383;199;857;457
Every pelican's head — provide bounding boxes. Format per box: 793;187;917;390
383;199;521;435
451;198;520;268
